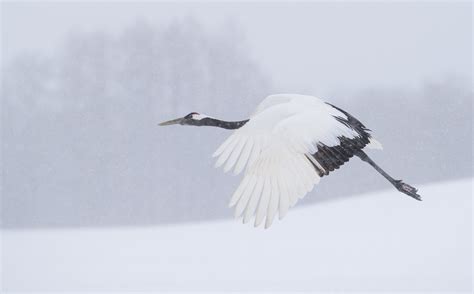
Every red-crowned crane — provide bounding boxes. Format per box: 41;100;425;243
159;94;420;228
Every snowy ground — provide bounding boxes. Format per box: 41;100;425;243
2;178;472;292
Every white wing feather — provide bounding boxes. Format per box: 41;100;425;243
214;94;378;228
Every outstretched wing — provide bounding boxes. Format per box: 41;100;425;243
213;94;380;228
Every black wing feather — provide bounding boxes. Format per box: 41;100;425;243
308;103;372;177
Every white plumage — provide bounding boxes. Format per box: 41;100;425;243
212;94;381;228
160;93;421;229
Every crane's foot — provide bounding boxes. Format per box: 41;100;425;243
394;180;421;201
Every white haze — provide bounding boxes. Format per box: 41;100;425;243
1;2;472;292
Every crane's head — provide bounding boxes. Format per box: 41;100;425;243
159;112;209;126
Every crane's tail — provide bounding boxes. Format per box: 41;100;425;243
355;150;421;201
366;138;383;150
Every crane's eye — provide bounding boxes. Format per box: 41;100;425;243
185;112;199;119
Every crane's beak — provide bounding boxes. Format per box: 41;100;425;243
158;117;184;126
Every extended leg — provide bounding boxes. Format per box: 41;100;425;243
354;150;421;201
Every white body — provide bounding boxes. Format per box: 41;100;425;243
213;94;382;228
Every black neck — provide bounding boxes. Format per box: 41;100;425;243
191;118;249;130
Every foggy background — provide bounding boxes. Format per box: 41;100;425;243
1;2;472;229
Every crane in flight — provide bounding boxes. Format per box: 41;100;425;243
160;94;420;228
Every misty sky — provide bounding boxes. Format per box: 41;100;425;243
2;2;472;96
1;1;472;229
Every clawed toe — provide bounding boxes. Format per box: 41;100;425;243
394;180;421;201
